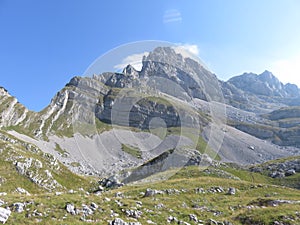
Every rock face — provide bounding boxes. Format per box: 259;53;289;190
0;87;28;128
140;47;223;102
223;71;300;114
230;106;300;147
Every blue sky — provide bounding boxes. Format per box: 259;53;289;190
1;0;300;111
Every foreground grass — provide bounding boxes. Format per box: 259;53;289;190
1;165;300;225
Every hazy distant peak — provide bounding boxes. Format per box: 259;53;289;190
228;71;300;98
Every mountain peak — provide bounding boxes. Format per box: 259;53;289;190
260;70;273;76
228;71;300;98
122;64;139;77
143;46;183;65
259;70;280;84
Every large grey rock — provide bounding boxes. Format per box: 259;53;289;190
15;187;30;196
124;209;142;219
66;203;76;215
0;207;11;224
227;187;236;195
109;218;142;225
12;202;25;213
285;169;296;176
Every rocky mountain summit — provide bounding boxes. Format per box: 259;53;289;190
228;70;300;98
222;71;300;113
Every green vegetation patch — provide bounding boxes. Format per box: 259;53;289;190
121;144;142;159
54;143;68;156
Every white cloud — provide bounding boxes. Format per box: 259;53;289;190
163;9;182;24
114;52;149;71
269;56;300;86
173;44;202;62
176;44;199;56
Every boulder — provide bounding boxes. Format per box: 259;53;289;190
285;169;296;176
12;202;25;213
109;218;142;225
15;187;30;196
0;207;11;224
227;187;236;195
65;203;76;215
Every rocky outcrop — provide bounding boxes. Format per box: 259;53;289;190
15;157;62;191
0;88;28;128
122;149;216;183
250;157;300;188
264;106;300;121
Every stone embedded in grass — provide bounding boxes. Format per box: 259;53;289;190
209;186;224;193
167;216;178;223
15;187;30;196
82;204;93;215
195;187;205;194
90;202;98;211
189;214;198;222
65;203;76;215
270;171;285;178
0;207;11;224
227;187;236;195
124;209;142;219
285;169;296;176
143;188;164;197
109;217;142;225
12;202;25;213
99;176;124;189
115;192;124;198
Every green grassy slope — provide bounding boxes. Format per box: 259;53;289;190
0;161;299;224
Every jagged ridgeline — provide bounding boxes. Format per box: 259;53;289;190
1;47;223;139
0;46;225;181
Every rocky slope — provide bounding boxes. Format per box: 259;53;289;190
0;87;28;128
